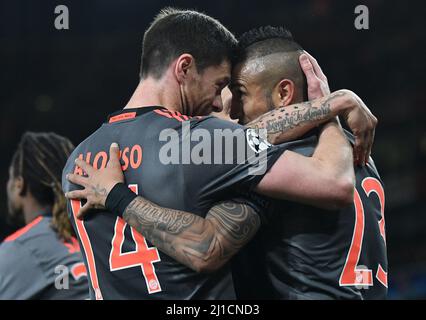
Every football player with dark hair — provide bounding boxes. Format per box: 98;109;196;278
63;9;376;300
0;132;88;299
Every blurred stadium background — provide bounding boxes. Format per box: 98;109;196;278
0;0;424;299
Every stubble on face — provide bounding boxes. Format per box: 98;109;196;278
230;61;274;125
189;61;231;116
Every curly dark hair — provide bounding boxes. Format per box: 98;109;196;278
10;132;75;241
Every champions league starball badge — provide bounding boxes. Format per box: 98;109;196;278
245;129;272;154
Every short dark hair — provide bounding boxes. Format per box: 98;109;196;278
236;26;303;63
235;26;307;102
140;7;237;79
11;132;75;241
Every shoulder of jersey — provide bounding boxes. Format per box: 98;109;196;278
64;125;104;169
2;216;50;244
151;108;210;123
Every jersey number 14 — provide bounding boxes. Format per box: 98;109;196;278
71;184;162;299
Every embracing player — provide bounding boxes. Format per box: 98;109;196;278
227;27;387;299
63;9;376;300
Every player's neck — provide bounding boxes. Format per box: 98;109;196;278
124;77;181;113
22;197;50;224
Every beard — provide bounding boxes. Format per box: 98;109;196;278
180;82;214;117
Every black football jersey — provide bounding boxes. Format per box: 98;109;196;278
233;131;388;300
62;107;287;300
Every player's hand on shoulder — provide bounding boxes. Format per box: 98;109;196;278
299;51;378;166
299;51;330;100
65;143;125;219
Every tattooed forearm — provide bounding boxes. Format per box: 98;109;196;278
264;101;330;134
122;197;260;273
123;197;196;235
207;202;259;244
247;91;348;144
207;201;260;259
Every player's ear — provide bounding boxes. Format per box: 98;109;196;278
174;54;195;84
14;176;26;197
272;79;295;107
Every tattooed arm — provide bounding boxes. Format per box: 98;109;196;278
247;91;344;144
65;149;260;273
123;198;260;273
65;147;260;273
247;89;375;150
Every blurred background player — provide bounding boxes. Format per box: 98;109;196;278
0;132;88;299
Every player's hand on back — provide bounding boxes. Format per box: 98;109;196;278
299;51;378;166
65;143;125;219
339;90;378;166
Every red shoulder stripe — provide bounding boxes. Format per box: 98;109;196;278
154;109;173;119
153;109;205;121
154;109;189;122
172;111;184;122
4;216;43;242
63;237;81;254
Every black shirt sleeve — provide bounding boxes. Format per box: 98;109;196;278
180;116;289;208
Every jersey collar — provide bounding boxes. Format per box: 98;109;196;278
106;107;164;124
